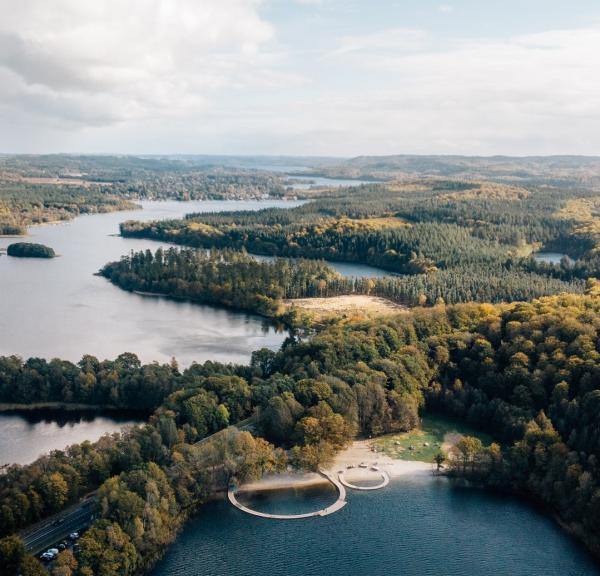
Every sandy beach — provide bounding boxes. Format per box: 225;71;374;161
238;439;433;493
326;439;432;484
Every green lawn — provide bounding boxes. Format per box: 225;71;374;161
372;413;493;463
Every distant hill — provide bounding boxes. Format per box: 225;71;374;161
309;155;600;186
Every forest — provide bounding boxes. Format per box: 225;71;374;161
119;178;594;305
102;246;584;315
3;156;600;574
0;155;297;237
6;243;55;258
99;248;339;323
3;287;600;574
0;183;137;236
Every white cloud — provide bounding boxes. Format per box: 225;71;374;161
0;0;278;126
302;26;600;155
1;4;600;156
330;28;428;56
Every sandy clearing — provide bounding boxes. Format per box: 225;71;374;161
284;295;407;319
239;440;432;493
326;439;432;479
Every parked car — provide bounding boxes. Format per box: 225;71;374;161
43;548;59;560
69;532;80;540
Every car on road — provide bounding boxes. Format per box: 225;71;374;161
52;518;64;526
41;548;59;561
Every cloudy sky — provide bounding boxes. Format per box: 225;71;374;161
1;0;599;156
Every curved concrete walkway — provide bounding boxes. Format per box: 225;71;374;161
338;469;390;491
228;469;346;519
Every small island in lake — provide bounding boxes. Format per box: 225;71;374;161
6;242;56;258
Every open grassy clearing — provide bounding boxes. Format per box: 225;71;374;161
372;413;493;463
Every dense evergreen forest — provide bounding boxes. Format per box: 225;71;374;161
119;178;594;305
102;247;584;315
100;248;339;322
6;243;55;258
3;289;600;574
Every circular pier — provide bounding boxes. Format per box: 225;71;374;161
228;469;347;520
338;468;390;491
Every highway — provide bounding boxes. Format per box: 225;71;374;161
21;498;98;555
21;417;255;557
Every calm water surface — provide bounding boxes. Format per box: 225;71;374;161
252;253;392;278
534;252;573;265
0;199;390;365
287;175;374;189
236;484;338;515
152;477;600;576
0;200;301;366
0;410;143;466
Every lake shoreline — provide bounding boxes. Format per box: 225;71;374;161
0;401;149;415
237;440;433;495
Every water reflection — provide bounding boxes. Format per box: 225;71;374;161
0;409;144;466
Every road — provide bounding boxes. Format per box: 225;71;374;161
21;498;98;555
21;415;256;556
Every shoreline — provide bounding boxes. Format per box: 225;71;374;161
237;440;433;494
0;203;142;240
0;401;149;415
327;438;432;478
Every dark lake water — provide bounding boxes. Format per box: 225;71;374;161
0;409;143;466
152;477;600;576
236;484;339;515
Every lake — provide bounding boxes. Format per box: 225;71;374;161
533;252;569;265
152;477;600;576
0;199;391;367
251;253;392;279
286;175;375;189
0;200;299;367
0;409;144;466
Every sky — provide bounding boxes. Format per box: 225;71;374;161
1;0;600;156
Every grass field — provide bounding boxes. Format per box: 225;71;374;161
372;413;493;463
